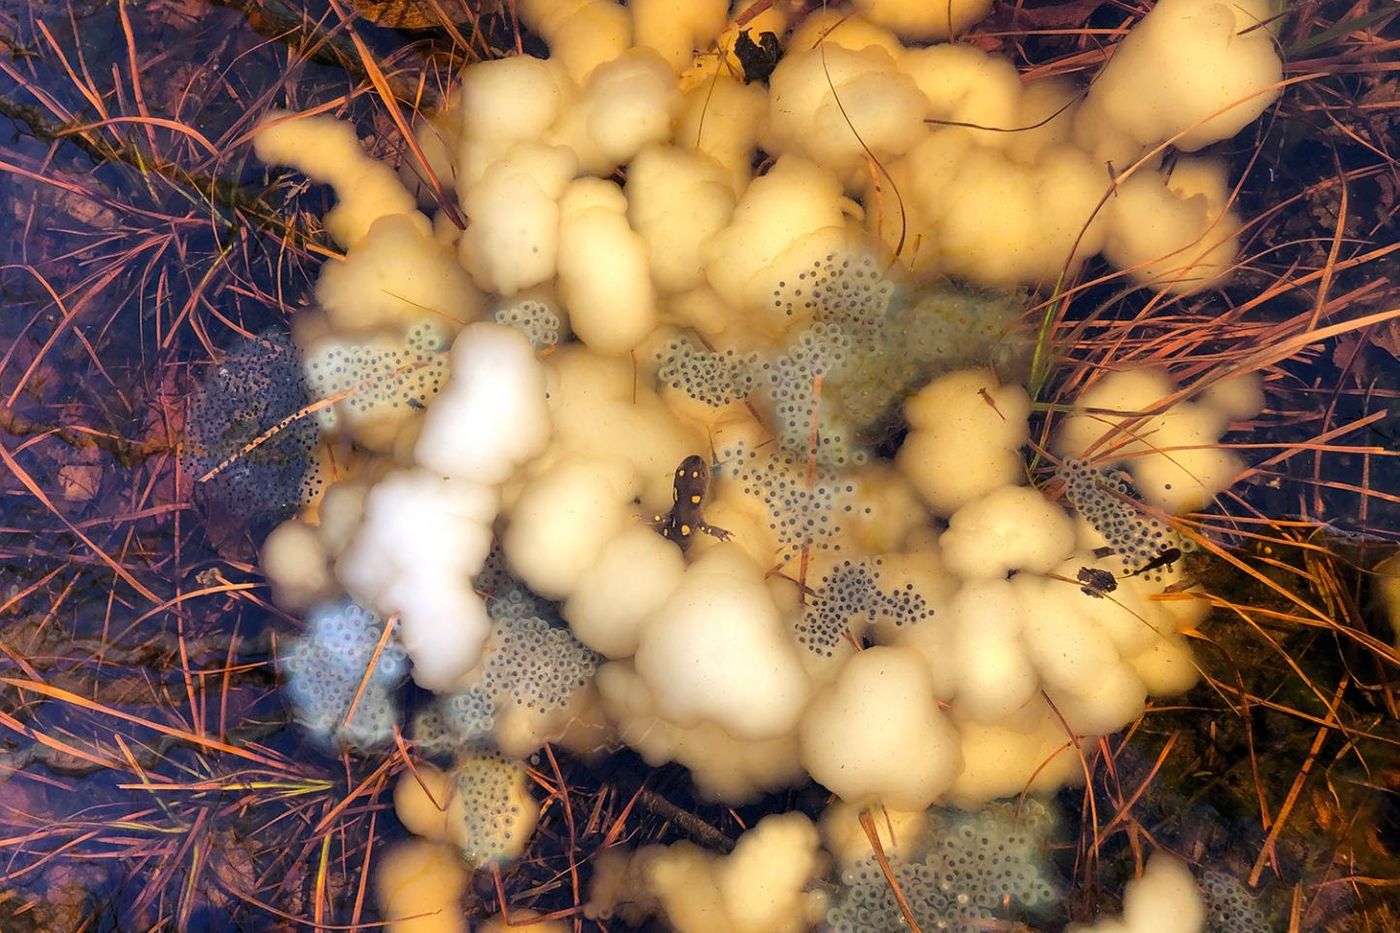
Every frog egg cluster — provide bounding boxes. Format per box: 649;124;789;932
828;284;1027;460
655;334;758;407
797;559;934;657
409;703;463;757
411;581;598;754
480;583;600;714
778;251;895;342
1058;459;1186;576
661;250;888;466
279;599;408;750
493;296;562;349
302;320;448;431
827;799;1059;933
454;750;533;867
472;543;515;597
720;441;860;566
662;251;1022;467
891;286;1023;367
765;253;1017;467
443;688;496;738
759;322;864;467
412;687;497;757
1201;869;1271;933
184;330;320;527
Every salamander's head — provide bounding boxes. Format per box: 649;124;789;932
676;455;709;490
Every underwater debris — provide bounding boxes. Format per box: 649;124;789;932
1077;566;1119;598
183;330;321;529
734;29;782;84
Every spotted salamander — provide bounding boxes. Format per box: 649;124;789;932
651;455;731;552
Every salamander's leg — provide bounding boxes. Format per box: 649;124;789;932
698;522;732;542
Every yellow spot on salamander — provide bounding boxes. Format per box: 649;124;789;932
680;524;691;535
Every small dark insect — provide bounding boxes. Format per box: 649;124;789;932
650;455;732;552
734;30;782;85
1125;547;1182;578
1077;567;1118;598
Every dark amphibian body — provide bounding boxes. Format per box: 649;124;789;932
1078;546;1184;597
1126;546;1182;578
651;455;732;552
1077;566;1118;598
